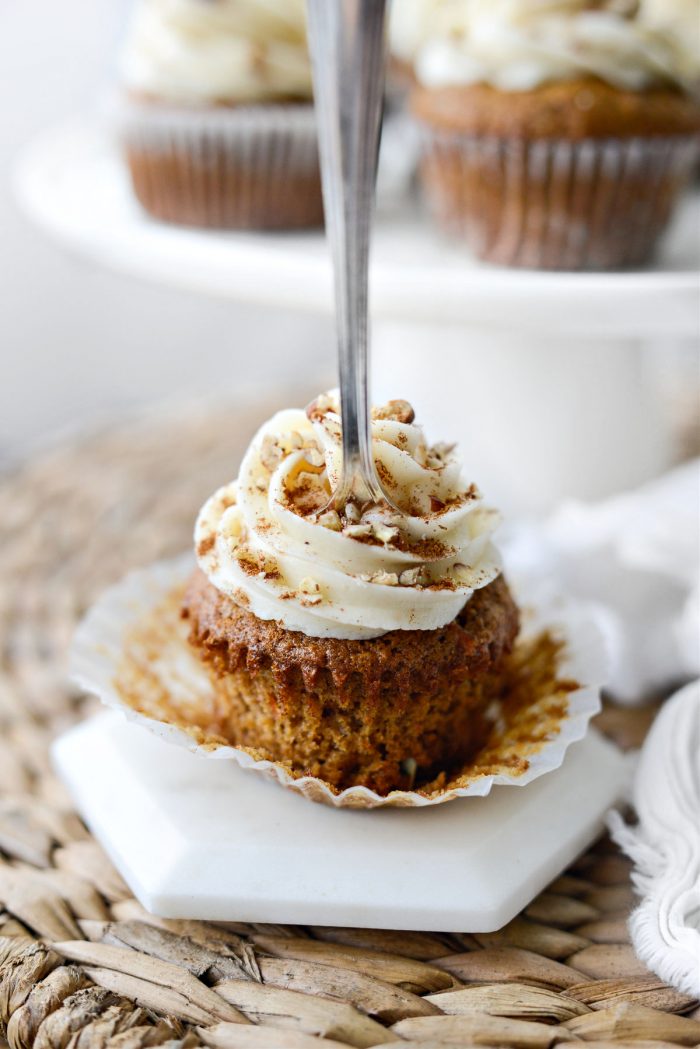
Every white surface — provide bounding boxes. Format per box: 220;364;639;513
15;118;700;336
610;680;700;998
53;712;630;929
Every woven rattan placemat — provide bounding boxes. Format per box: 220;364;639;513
1;402;698;1049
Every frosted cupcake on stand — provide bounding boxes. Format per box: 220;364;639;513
407;0;700;269
185;393;516;795
117;0;323;229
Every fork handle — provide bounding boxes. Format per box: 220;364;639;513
307;0;388;506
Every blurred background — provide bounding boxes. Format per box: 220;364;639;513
1;0;333;468
3;0;699;514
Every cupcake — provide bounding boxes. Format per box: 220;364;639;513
183;393;518;795
410;0;700;269
117;0;323;229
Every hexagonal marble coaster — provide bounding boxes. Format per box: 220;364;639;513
52;712;631;931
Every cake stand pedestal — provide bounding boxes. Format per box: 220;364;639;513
372;322;676;513
52;712;630;930
14;119;700;513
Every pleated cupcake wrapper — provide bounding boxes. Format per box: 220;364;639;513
417;128;700;270
70;554;608;809
111;95;322;228
114;97;319;165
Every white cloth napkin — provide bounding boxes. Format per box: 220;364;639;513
503;462;700;995
504;459;700;702
609;681;700;998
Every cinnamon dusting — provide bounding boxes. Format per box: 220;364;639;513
197;535;215;558
115;578;577;802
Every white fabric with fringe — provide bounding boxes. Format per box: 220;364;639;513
504;459;700;703
609;680;700;998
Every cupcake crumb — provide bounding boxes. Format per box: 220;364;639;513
318;509;342;531
372;523;400;545
345;523;373;540
399;567;423;586
370;570;400;586
299;577;323;606
260;434;284;471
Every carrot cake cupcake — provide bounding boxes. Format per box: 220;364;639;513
117;0;323;229
183;393;518;795
409;0;700;269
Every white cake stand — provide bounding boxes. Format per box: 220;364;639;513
53;712;630;930
14;118;700;512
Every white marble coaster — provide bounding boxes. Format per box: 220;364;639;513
53;712;630;931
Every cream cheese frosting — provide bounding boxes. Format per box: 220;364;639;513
195;394;501;639
390;0;458;63
409;0;697;93
121;0;312;104
639;0;700;81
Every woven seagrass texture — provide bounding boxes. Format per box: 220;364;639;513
1;402;698;1049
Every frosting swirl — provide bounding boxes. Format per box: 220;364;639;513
390;0;458;63
410;0;697;93
639;0;700;81
121;0;312;104
195;394;501;639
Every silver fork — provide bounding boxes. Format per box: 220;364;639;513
307;0;400;514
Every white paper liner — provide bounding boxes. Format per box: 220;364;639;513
114;97;318;158
71;554;608;809
416;129;699;269
110;94;322;229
